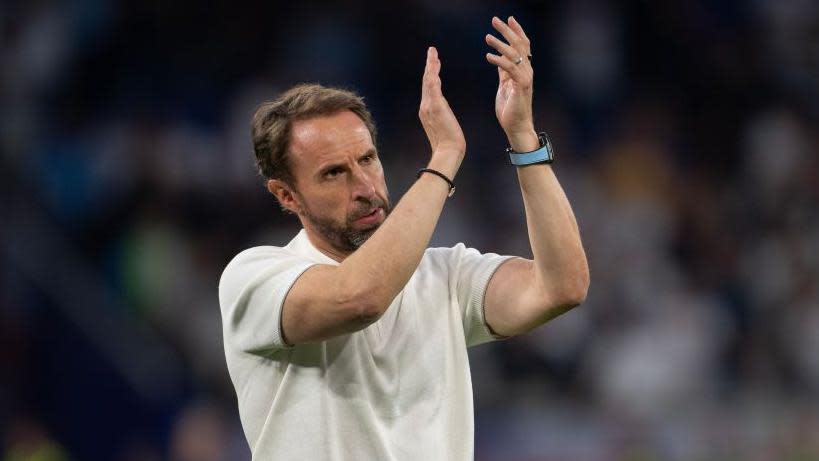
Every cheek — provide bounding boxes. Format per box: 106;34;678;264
305;186;351;217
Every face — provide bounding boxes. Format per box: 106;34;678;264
270;110;391;255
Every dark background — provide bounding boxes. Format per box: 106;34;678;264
2;1;818;460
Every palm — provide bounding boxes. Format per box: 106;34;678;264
495;73;516;126
494;69;532;134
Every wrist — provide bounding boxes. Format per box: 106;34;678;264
506;129;539;152
417;168;456;197
427;150;462;179
507;132;555;166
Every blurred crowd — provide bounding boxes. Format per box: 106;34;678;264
2;1;818;460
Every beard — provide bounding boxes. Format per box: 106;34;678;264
301;195;392;253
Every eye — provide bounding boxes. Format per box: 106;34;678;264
360;153;376;165
325;167;344;179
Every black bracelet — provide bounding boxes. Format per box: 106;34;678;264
417;168;456;197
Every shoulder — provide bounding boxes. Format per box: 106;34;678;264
221;245;296;277
420;243;487;277
423;243;516;281
423;243;494;266
422;243;466;268
424;242;469;259
218;245;313;308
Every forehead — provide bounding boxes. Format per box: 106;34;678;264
288;110;373;171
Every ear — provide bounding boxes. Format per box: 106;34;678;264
267;179;301;215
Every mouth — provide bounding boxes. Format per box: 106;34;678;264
352;207;384;227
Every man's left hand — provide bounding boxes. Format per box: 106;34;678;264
485;16;538;152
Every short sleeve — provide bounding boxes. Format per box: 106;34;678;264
219;248;316;355
444;244;516;347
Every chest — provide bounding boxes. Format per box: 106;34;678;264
320;272;465;418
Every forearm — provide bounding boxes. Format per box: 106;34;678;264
518;164;588;300
334;154;459;321
510;131;588;305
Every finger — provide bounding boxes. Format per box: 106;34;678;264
508;16;531;52
423;47;436;80
491;16;524;52
485;34;524;65
485;52;518;75
422;47;441;94
422;48;432;103
487;52;532;89
422;47;431;83
430;46;441;78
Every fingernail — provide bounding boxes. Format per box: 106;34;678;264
510;16;515;22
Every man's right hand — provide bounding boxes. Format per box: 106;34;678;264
419;47;465;179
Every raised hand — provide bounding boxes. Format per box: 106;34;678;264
419;47;466;176
485;16;537;151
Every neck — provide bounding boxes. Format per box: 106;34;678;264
303;227;351;263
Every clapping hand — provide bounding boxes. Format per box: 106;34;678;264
485;16;538;151
419;46;466;176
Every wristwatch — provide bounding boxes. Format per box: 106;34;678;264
507;132;554;166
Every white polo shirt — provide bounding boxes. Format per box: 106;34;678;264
219;229;512;460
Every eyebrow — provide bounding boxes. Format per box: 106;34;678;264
316;148;378;177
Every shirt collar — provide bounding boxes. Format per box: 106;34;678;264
285;229;340;266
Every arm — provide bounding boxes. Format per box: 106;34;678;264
282;47;465;345
483;16;590;337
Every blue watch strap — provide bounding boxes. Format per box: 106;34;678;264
507;132;554;166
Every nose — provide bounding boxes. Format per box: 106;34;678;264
349;164;377;202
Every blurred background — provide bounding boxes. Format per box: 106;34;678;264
2;1;818;460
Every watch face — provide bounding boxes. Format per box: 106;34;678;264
546;138;554;161
539;132;554;162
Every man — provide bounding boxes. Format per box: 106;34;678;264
219;16;589;460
